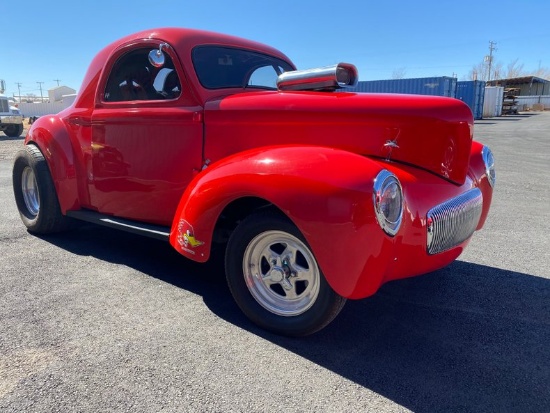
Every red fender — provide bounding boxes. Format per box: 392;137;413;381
24;114;83;213
169;145;396;298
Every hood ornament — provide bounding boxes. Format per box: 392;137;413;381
384;139;400;161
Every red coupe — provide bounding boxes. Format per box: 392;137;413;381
13;28;495;336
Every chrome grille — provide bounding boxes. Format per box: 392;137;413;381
427;188;483;255
0;99;9;113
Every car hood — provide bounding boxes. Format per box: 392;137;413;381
204;91;474;184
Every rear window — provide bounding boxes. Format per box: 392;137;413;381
192;46;293;90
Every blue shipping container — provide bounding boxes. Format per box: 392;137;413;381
343;77;457;97
456;80;486;120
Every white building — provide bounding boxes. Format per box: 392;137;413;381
48;86;77;103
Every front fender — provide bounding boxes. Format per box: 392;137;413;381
170;145;394;298
24;115;81;212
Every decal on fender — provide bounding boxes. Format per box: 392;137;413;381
177;219;204;255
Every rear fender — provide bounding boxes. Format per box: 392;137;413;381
24;115;81;212
169;145;393;297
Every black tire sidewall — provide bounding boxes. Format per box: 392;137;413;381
12;145;65;233
225;210;345;337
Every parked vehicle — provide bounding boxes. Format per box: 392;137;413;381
0;80;24;137
12;28;495;336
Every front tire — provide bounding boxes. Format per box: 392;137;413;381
225;210;346;336
4;124;24;138
13;144;71;234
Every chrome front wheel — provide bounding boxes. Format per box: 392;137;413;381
225;210;346;337
243;230;320;317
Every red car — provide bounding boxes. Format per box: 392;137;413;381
12;28;495;336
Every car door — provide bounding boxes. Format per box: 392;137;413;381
90;42;204;226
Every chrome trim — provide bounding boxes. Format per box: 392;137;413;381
373;170;403;237
21;166;40;217
0;98;9;113
277;63;358;91
482;146;496;188
427;188;483;255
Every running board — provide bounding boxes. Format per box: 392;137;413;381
66;210;170;241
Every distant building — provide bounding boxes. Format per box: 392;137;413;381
487;76;550;96
48;86;77;103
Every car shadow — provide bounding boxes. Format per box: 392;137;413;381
38;225;550;412
475;113;539;124
0;135;25;142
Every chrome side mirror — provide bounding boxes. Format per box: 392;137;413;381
148;43;169;68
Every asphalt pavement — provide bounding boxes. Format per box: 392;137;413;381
1;112;549;412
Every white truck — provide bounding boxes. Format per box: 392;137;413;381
0;80;24;137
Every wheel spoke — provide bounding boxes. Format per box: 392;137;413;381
281;243;314;283
293;266;315;283
281;278;299;299
258;250;282;285
281;244;298;266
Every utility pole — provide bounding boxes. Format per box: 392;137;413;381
37;81;44;102
15;82;22;102
53;79;61;87
485;41;497;82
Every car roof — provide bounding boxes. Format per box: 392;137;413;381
74;27;295;108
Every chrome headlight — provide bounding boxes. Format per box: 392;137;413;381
373;170;403;236
481;146;496;187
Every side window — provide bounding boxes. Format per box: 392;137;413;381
104;48;181;102
248;65;282;89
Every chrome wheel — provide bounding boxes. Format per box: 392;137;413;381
243;230;320;316
21;166;40;217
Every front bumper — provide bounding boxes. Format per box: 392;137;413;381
0;115;23;125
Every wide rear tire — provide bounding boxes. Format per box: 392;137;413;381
225;210;346;337
13;144;72;234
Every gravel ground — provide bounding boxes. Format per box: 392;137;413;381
0;113;549;412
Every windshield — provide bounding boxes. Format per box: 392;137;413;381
192;46;294;90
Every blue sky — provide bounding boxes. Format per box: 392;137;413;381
2;0;549;97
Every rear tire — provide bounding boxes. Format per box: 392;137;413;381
225;210;346;336
4;124;23;138
13;144;72;234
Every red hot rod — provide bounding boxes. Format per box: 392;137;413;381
13;28;495;336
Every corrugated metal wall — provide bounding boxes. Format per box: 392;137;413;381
483;87;504;118
515;95;550;110
18;102;66;117
343;77;458;97
456;81;486;119
495;82;549;96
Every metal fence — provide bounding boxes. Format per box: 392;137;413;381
17;102;67;117
515;95;550;110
